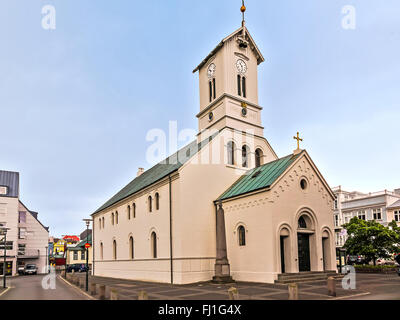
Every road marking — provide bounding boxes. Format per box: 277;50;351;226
57;275;97;300
330;292;371;300
0;287;12;298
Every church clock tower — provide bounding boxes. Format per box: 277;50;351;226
193;4;265;139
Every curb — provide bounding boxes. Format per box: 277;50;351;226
57;275;97;300
330;292;371;300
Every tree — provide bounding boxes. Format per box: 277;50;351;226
343;217;398;265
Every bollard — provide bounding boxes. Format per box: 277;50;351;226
327;277;336;297
90;283;97;296
138;290;148;300
98;285;106;300
228;287;240;300
110;288;119;300
288;283;298;300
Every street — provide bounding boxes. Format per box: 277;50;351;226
0;274;90;300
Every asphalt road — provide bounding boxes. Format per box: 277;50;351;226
0;274;90;300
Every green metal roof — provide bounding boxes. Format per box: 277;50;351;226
93;135;216;215
218;152;302;201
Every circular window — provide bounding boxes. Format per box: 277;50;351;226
300;179;308;190
241;108;247;117
208;112;214;121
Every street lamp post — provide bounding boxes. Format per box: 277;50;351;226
0;227;10;289
83;219;92;292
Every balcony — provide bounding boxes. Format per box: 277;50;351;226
17;249;40;259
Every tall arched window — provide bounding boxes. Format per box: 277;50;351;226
129;236;134;259
242;77;246;98
116;211;119;224
111;212;115;225
127;205;131;220
155;193;160;210
133;203;136;218
213;78;216;99
100;242;103;260
102;217;105;228
255;148;263;168
227;141;235;165
238;226;246;246
242;145;249;168
237;74;242;96
148;196;153;213
298;216;307;229
209;81;213;102
99;218;101;229
113;240;117;260
151;232;157;258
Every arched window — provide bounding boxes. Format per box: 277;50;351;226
148;196;153;213
151;232;157;258
127;205;131;220
129;236;134;259
227;141;235;165
133;203;136;218
255;148;263;168
242;145;249;168
242;77;246;98
155;193;160;210
99;218;101;229
111;212;114;225
238;226;246;246
102;217;105;228
113;240;117;260
237;74;242;96
213;78;216;99
115;211;119;224
209;81;213;102
100;242;103;260
298;216;307;229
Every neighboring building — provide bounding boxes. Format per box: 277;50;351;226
332;186;400;248
66;233;92;268
0;170;49;276
91;7;337;284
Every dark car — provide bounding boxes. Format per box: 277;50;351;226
66;264;81;273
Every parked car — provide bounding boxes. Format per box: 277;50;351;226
17;265;25;275
24;264;37;275
347;255;365;265
66;264;81;273
377;258;396;265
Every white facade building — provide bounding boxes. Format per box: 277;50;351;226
332;186;400;248
0;170;49;276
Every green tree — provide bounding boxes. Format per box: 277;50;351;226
343;217;398;265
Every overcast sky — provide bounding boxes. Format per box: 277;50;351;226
0;0;399;237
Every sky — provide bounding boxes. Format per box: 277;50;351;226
0;0;399;237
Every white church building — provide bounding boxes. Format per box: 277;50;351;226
91;9;337;284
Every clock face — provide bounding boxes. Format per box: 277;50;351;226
236;59;247;74
207;63;216;78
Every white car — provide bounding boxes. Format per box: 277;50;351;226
24;264;37;275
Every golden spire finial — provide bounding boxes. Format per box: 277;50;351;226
241;0;246;27
293;132;303;150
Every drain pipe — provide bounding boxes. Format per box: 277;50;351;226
169;175;174;284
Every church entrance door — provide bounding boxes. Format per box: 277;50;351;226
297;233;311;272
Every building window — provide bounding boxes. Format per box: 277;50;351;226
73;252;78;261
373;208;382;220
133;203;136;218
334;199;338;210
102;217;105;228
237;75;246;97
100;243;104;260
334;215;339;227
148;196;153;213
113;240;117;260
255;149;263;168
242;145;249;168
151;232;157;259
129;237;134;259
115;211;119;224
395;210;400;222
111;213;115;225
18;228;26;239
238;226;246;246
155;193;160;210
213;78;216;99
209;80;213;102
298;216;307;229
18;211;26;223
99;218;101;229
227;141;235;165
242;77;246;98
358;211;366;220
81;251;85;260
127;205;131;220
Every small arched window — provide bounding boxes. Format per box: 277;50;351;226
111;212;114;225
102;217;105;228
148;196;153;213
238;226;246;246
127;205;131;220
242;145;249;168
151;232;157;258
133;203;136;218
227;141;235;165
100;242;103;260
115;211;119;224
155;193;160;210
129;236;134;259
113;240;117;260
255;148;263;168
298;216;307;229
99;218;101;229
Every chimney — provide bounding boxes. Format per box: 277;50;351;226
137;168;144;177
395;188;400;195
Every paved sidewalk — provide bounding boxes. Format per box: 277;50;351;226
66;273;390;300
